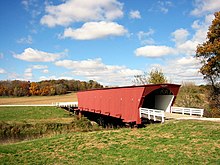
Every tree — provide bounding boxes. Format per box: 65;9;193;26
196;11;220;91
133;74;148;85
133;68;167;85
195;11;220;114
147;68;168;84
29;82;40;95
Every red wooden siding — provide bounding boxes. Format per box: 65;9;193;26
77;84;180;124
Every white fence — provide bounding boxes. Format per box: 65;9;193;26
140;108;165;123
171;106;204;117
53;102;78;108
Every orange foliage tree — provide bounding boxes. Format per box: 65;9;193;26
195;11;220;115
29;82;40;95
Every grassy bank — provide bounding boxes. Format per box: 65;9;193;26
0;120;219;164
0;106;99;143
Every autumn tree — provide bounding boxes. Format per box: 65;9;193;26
29;82;40;95
133;68;167;85
195;11;220;115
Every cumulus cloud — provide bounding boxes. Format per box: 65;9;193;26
135;13;214;58
174;14;214;55
24;68;33;80
62;21;127;40
192;14;214;43
23;65;49;81
40;0;123;27
171;28;189;46
191;0;220;16
129;10;141;19
177;40;199;55
0;68;6;74
55;58;143;86
164;56;203;84
147;56;203;84
135;45;176;57
17;35;33;44
137;28;155;45
13;48;62;62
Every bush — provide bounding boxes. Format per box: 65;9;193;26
175;82;205;108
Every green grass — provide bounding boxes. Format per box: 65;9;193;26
0;106;99;143
0;120;219;164
0;106;70;122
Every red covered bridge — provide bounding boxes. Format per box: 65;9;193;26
77;84;181;125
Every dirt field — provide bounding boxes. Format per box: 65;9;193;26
0;92;77;105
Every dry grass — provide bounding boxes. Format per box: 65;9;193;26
0;92;77;105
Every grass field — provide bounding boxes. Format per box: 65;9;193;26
0;92;77;105
0;106;71;122
0;120;219;164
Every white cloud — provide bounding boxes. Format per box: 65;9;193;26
22;65;49;81
177;40;199;55
148;56;203;84
171;28;189;46
135;45;176;58
39;76;73;81
55;58;143;86
136;14;214;58
0;68;6;74
24;68;33;80
149;1;173;14
17;35;33;44
32;65;48;69
191;0;220;16
173;14;214;55
40;0;123;27
62;21;127;40
129;10;141;19
13;48;62;62
42;69;49;74
192;14;214;43
137;28;155;45
165;57;203;83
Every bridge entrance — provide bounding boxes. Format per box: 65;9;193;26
142;88;174;112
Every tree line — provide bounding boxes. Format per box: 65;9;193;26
0;79;103;97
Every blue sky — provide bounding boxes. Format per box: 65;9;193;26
0;0;219;86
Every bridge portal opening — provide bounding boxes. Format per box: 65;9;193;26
142;88;174;112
